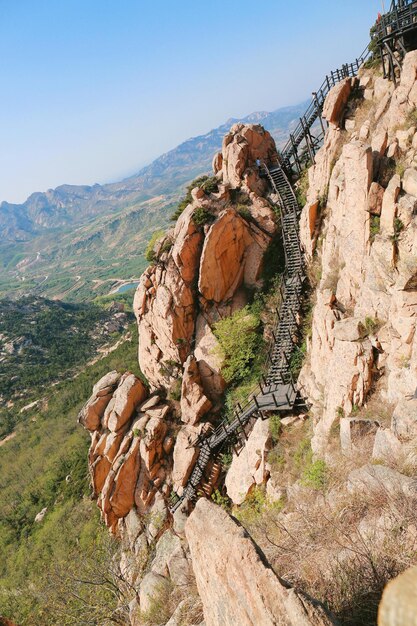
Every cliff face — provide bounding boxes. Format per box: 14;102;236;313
133;123;278;498
77;57;417;626
299;52;417;458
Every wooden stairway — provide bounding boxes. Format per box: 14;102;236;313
169;28;405;513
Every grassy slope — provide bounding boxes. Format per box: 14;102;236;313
0;295;134;438
0;194;175;302
0;324;141;625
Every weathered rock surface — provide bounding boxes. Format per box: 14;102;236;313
322;77;352;127
348;464;417;498
134;122;276;397
299;51;417;453
378;566;417;626
221;123;277;187
180;355;212;425
225;418;272;504
185;499;336;626
79;372;174;532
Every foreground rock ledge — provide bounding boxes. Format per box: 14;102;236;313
185;499;336;626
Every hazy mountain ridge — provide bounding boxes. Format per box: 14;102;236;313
0;101;308;243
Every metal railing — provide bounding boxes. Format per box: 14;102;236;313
281;45;371;174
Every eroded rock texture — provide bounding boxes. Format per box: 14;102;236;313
79;371;174;533
185;499;336;626
299;51;417;455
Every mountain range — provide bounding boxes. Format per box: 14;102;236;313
0;100;308;301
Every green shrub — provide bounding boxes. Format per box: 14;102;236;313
295;169;309;206
220;451;233;469
200;176;219;195
170;175;209;221
236;205;252;221
395;160;407;178
160;238;173;254
301;459;328;490
145;229;165;262
234;486;267;525
193;206;215;226
168;379;182;401
213;305;264;384
405;108;417;127
269;415;281;443
290;341;307;377
294;436;313;469
391;217;405;242
211;489;231;510
370;215;380;243
364;316;381;335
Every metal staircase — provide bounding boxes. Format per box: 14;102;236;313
170;4;417;514
171;163;305;513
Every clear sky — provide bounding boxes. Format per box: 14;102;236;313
0;0;381;203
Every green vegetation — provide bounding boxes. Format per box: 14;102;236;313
168;378;182;401
236;205;252;221
234;486;283;527
213;303;264;385
0;296;133;438
295;169;309;207
405;108;417;127
0;328;141;624
211;489;231;510
200;176;219;195
170;175;210;221
364;316;382;335
391;217;405;242
301;458;328;490
370;214;381;242
269;414;281;444
0;194;174;303
145;229;165;262
193;206;215;226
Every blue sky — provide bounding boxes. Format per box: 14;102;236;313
0;0;381;203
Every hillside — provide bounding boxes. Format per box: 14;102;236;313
0;295;133;438
0;194;176;302
0;327;142;625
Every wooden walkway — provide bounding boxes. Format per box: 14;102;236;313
170;2;417;513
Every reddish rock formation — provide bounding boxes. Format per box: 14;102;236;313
78;374;173;533
186;499;336;626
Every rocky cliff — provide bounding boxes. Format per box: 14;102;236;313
78;57;417;626
299;52;417;461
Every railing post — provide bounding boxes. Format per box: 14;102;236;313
313;91;326;136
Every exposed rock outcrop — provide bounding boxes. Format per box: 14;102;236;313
299;51;417;455
378;566;417;626
185;499;336;626
134;123;277;397
225;418;272;504
79;372;175;533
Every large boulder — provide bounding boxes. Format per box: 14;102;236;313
78;370;121;431
392;398;417;441
378;566;417;626
322;77;352;127
225;418;272;504
185;499;337;626
221;123;277;188
180;355;212;425
134;205;203;388
198;208;254;304
107;374;147;432
348;464;417;498
172;425;200;491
